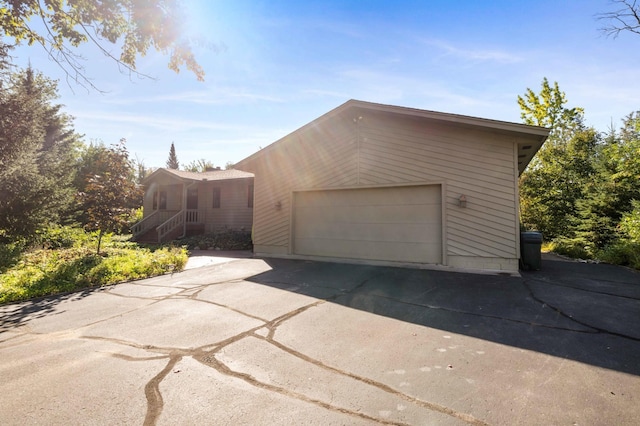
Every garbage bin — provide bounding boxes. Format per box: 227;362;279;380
520;231;542;270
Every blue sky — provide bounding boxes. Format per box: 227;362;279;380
9;0;640;168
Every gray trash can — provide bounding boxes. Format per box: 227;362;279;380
520;231;542;270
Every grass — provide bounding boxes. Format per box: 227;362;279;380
0;231;188;305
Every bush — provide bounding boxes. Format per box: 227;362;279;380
0;240;26;272
549;237;593;260
35;225;95;249
597;241;640;269
0;235;188;304
178;229;252;251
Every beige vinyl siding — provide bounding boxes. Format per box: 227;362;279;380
357;113;518;260
240;107;522;270
201;180;253;232
246;116;358;250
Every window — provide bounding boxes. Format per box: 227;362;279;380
187;188;198;209
153;191;167;210
248;184;254;208
212;187;221;208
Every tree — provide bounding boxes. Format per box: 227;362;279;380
0;65;80;242
166;142;179;169
598;0;640;38
0;0;205;89
77;140;142;254
184;158;215;172
517;78;594;239
576;112;640;250
517;77;584;145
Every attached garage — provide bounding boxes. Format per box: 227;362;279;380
235;100;549;274
293;185;442;264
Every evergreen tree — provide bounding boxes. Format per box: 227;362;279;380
576;112;640;250
0;65;80;242
166;142;179;169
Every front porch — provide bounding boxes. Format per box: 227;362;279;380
132;209;203;244
131;168;255;244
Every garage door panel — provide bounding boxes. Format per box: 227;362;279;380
297;186;440;207
295;203;441;224
293;185;442;264
294;222;441;243
295;238;442;263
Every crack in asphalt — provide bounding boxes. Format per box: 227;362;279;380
23;265;637;425
525;276;640;301
260;334;489;426
143;355;182;426
79;283;489;426
362;291;599;334
522;280;640;342
1;270;495;425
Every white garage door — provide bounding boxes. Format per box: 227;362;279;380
293;185;442;264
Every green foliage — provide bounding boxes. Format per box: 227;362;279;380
76;140;143;253
548;237;593;260
619;201;640;242
519;128;599;239
184;158;216;172
0;0;204;86
0;229;188;304
597;241;640;269
517;77;584;143
178;229;253;250
35;225;95;249
0;66;80;243
0;240;26;272
518;81;640;269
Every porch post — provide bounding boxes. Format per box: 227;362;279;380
182;182;187;237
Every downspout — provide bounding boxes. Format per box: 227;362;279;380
181;181;198;238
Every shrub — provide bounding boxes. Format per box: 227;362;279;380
549;237;593;260
0;240;26;272
597;241;640;269
35;225;95;249
0;241;188;304
178;229;252;251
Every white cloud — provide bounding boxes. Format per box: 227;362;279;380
421;39;523;64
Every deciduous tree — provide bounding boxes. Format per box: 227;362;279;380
518;78;593;239
598;0;640;38
77;140;142;254
184;158;215;172
0;0;205;89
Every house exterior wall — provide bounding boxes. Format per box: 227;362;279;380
141;176;253;233
200;179;253;232
239;109;523;272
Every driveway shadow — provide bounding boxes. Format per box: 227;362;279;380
246;257;640;376
0;289;97;334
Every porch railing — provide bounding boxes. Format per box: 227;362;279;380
131;210;160;238
133;209;202;243
157;210;185;243
186;209;199;223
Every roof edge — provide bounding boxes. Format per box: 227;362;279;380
236;99;550;168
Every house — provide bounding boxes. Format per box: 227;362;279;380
235;99;549;274
132;168;254;243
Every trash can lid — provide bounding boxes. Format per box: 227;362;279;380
521;231;543;243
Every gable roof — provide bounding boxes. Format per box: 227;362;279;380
236;99;550;175
143;168;254;184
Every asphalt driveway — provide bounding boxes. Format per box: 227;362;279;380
1;252;639;425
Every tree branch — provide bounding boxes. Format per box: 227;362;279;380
597;0;640;38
